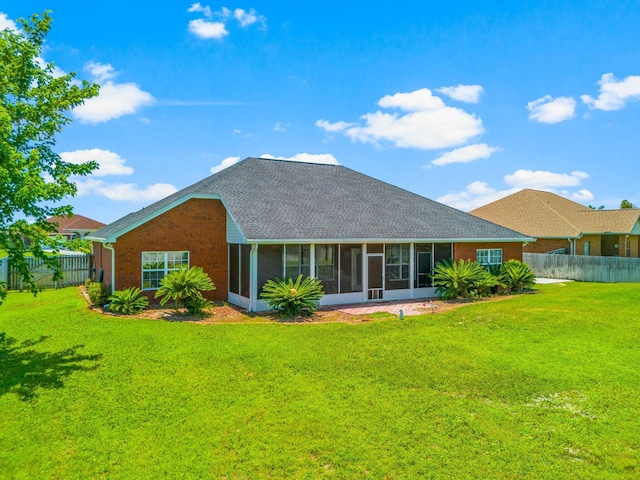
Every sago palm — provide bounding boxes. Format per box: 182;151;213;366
260;275;324;317
155;266;216;311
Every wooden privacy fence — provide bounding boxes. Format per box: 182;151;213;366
6;254;93;290
0;258;7;285
524;253;640;283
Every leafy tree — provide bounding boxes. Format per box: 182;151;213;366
0;12;99;305
63;238;92;254
620;199;636;209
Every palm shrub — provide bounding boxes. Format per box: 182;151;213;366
499;259;536;293
108;287;149;315
184;296;215;315
260;275;324;318
431;259;493;300
154;266;216;312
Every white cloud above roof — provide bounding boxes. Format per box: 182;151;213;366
317;88;484;150
75;179;177;202
527;95;576;123
0;12;17;32
210;156;241;174
210;153;339;175
187;4;265;39
260;153;339;165
581;73;640;111
504;169;589;188
436;84;484;103
72;62;155;124
61;149;134;176
430;143;500;166
439;169;592;211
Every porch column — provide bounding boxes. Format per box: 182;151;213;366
249;243;258;312
409;243;415;298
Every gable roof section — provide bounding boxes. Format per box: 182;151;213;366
470;189;640;238
90;157;530;243
47;214;106;232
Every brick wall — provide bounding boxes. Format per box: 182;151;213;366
112;198;228;302
453;242;523;263
92;242;113;286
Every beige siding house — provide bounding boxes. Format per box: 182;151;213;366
470;189;640;257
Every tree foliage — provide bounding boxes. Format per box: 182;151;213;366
620;199;636;209
0;12;99;304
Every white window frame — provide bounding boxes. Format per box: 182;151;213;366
142;251;189;290
284;244;311;279
476;248;503;266
385;244;410;281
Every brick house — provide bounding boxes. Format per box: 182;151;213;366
470;189;640;257
46;214;106;241
88;157;530;311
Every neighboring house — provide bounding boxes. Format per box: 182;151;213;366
88;157;531;311
46;214;106;241
470;189;640;257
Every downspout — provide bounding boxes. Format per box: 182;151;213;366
104;242;115;294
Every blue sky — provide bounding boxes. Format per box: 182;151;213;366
3;1;640;224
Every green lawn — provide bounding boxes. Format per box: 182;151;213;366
1;284;638;479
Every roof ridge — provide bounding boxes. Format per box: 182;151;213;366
527;190;583;233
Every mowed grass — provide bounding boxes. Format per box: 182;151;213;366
0;284;639;479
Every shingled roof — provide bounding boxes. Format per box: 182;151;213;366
470;189;640;238
90;157;530;243
47;214;106;232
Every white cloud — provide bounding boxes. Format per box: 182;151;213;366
188;18;228;39
61;149;134;176
259;153;339;165
436;84;484;103
84;61;117;83
438;169;591;211
438;183;519;211
430;143;500;166
527;95;576;124
572;189;594;202
234;8;265;27
0;12;17;32
581;73;640;111
504;170;589;188
187;4;264;39
317;88;483;150
73;78;155;124
210;156;241;174
273;122;289;132
74;179;177;202
188;3;213;17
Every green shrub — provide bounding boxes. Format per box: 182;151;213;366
108;287;149;315
499;259;536;293
431;259;494;300
184;296;214;315
87;281;110;307
84;277;93;288
154;266;216;311
260;275;324;318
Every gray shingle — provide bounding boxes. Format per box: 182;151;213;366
91;157;529;242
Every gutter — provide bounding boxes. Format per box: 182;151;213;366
104;243;115;293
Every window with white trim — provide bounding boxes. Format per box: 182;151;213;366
385;244;410;280
142;251;189;290
284;244;311;279
476;248;502;266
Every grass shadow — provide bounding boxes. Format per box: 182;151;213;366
0;332;102;401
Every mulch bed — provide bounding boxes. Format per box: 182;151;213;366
81;286;530;325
